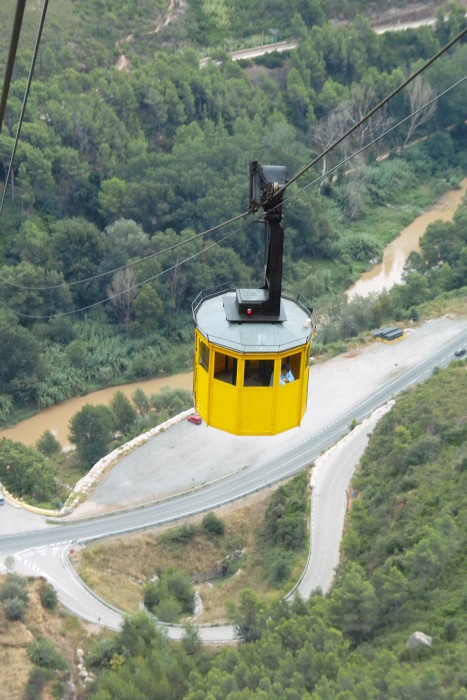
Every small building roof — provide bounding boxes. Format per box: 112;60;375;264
194;291;314;354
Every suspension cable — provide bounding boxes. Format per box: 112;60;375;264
0;0;50;219
0;0;26;135
272;26;467;204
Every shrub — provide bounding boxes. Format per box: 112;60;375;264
202;512;225;536
165;569;194;615
267;555;291;588
36;430;61;457
144;568;194;620
154;596;181;623
39;581;58;610
24;667;51;700
0;573;29;604
3;596;26;621
26;636;68;671
163;524;197;544
86;636;121;668
143;581;161;612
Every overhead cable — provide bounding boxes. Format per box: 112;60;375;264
1;73;464;319
0;0;50;218
0;209;250;291
273;26;467;203
280;74;467;209
0;225;250;320
0;0;26;134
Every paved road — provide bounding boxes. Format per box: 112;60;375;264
199;15;443;67
0;316;466;641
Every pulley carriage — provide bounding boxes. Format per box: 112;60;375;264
192;162;316;436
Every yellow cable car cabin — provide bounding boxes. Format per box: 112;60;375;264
192;162;317;436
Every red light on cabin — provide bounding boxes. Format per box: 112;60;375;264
247;308;252;315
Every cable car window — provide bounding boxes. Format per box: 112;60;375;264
282;353;301;382
244;359;274;387
214;351;237;385
199;340;210;372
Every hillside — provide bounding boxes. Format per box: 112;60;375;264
0;574;102;699
67;361;467;698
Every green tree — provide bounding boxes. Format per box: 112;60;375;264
202;511;225;536
36;430;61;457
110;390;137;434
0;394;13;425
329;563;378;644
0;438;60;502
234;589;267;643
0;310;40;402
373;565;408;624
68;403;115;467
131;387;150;415
98;177;128;221
49;217;105;306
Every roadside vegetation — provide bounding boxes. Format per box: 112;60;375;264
68;362;467;698
0;572;96;700
0;386;192;508
74;472;310;622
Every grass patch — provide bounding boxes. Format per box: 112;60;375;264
74;476;311;623
417;287;467;317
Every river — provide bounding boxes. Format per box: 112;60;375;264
2;179;466;448
1;372;193;449
347;177;467;298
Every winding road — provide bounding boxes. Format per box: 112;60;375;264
0;316;466;642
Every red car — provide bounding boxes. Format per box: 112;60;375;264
188;414;202;425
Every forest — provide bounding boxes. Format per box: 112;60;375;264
0;0;466;430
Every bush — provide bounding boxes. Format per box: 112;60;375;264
86;636;121;668
162;524;197;544
3;596;26;621
202;512;225;536
0;573;29;604
165;569;194;614
154;596;182;623
39;581;58;610
36;430;61;457
267;555;291;588
26;636;68;671
143;581;161;612
24;667;51;700
144;568;194;620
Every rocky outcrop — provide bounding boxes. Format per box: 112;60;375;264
406;631;432;648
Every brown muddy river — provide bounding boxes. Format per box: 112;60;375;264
1;372;193;448
2;178;466;448
347;177;467;298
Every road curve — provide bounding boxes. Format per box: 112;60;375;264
1;317;466;642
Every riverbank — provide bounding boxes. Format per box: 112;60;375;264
347;177;467;298
0;371;193;449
